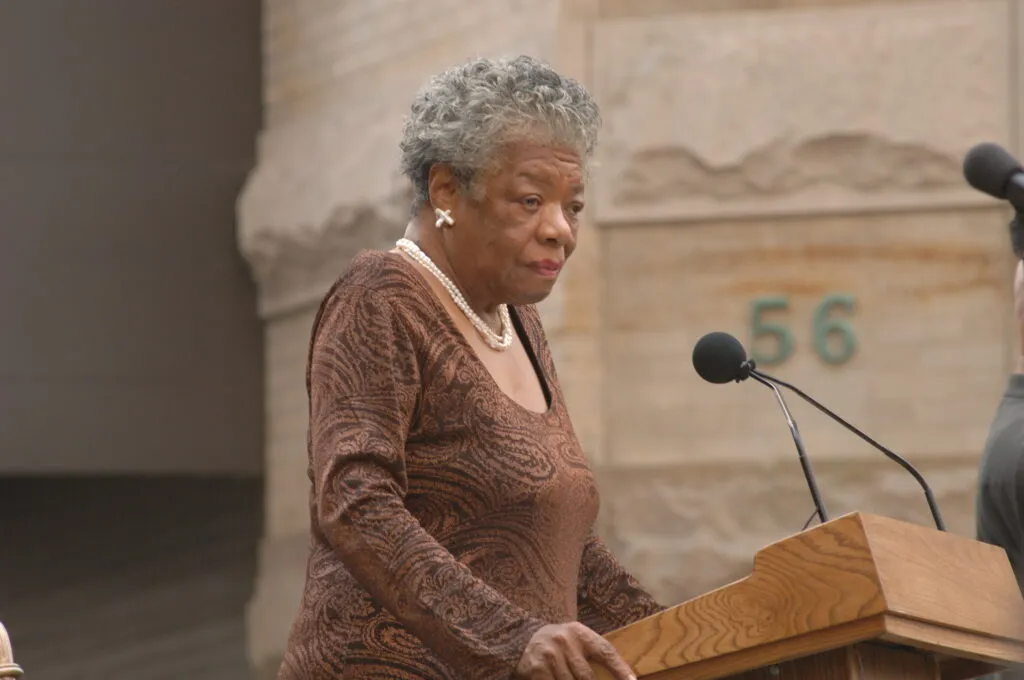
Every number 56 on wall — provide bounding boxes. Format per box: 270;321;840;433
748;294;858;367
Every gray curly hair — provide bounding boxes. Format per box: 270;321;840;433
399;55;601;209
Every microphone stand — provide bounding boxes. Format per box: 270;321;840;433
750;367;946;532
742;362;830;525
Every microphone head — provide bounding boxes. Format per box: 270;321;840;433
692;332;749;384
963;142;1023;199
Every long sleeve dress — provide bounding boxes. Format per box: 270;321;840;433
278;250;664;680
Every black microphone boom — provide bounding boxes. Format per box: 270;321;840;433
752;368;946;531
747;371;830;525
692;332;829;525
692;331;946;532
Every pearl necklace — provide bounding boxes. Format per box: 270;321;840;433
395;238;514;351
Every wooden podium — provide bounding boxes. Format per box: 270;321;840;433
600;513;1024;680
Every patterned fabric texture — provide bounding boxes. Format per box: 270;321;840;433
279;251;664;680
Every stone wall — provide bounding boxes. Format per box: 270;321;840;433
238;0;1024;673
586;0;1020;605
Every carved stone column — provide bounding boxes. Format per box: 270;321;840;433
237;2;570;674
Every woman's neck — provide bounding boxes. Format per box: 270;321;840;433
402;219;502;326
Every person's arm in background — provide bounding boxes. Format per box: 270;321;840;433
308;283;548;679
576;532;666;634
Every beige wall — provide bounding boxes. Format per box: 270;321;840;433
238;0;1024;673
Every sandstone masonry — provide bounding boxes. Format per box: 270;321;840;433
238;0;1024;674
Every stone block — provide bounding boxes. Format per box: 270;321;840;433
559;220;604;336
602;207;1014;465
246;531;308;673
242;0;565;316
261;1;562;126
1018;0;1024;158
590;0;1012;222
599;0;936;19
549;332;605;462
593;456;979;605
265;307;318;538
538;218;606;458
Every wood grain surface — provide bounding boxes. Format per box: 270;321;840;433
596;513;1024;679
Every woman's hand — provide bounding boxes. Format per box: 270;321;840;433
514;622;637;680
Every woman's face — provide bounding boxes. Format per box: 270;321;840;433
446;142;585;307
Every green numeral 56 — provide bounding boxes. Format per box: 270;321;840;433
748;294;857;367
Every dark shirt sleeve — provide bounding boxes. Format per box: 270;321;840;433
307;283;547;679
976;392;1024;593
576;532;666;634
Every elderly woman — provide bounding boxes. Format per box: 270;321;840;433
279;55;665;680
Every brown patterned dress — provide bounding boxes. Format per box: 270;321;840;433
279;250;664;680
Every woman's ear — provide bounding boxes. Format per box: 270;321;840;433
426;163;459;213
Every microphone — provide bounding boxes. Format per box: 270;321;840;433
693;332;830;525
963;142;1024;258
692;331;946;532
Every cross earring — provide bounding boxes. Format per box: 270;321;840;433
434;208;455;228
